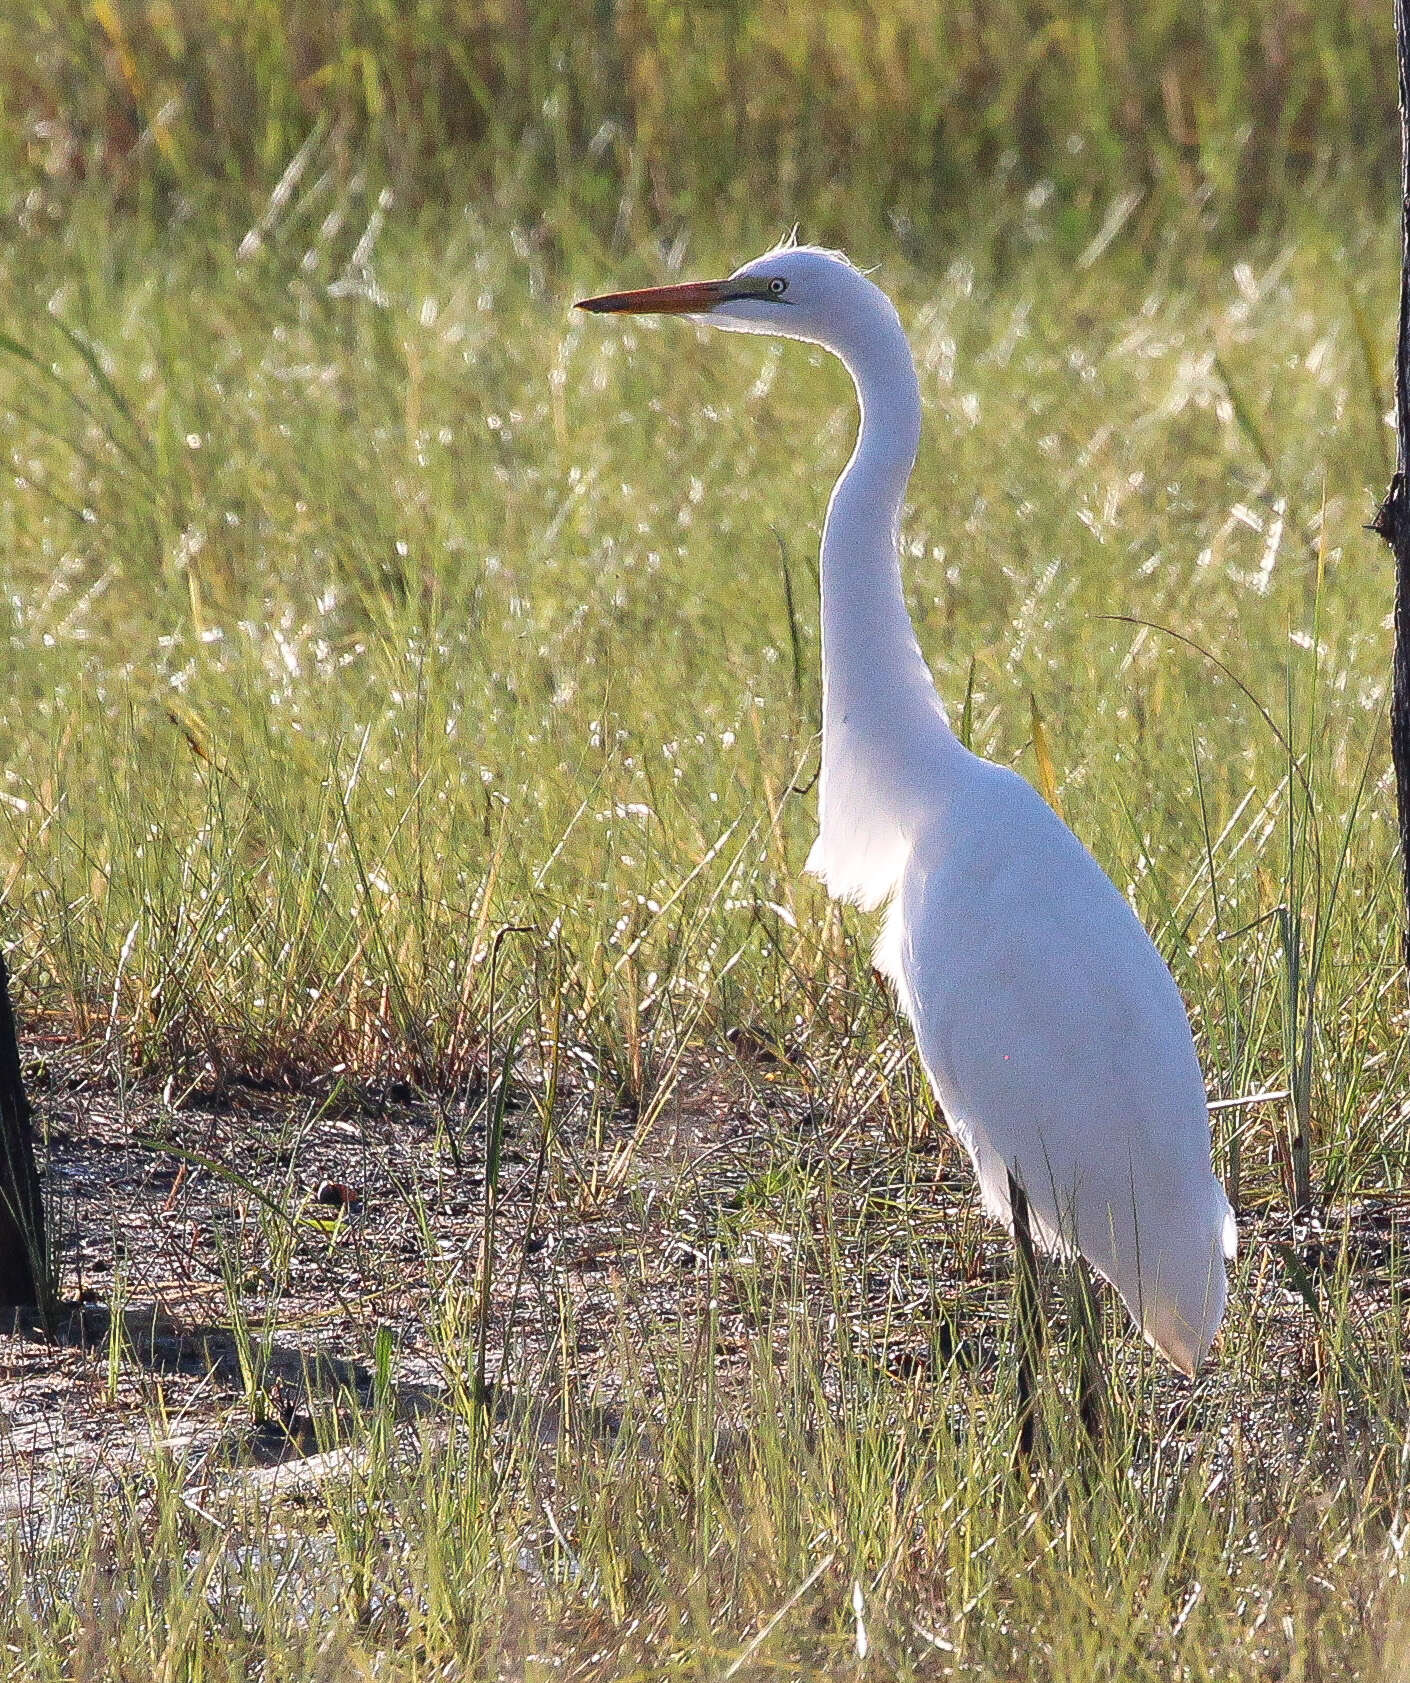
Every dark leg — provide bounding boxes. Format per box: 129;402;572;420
1072;1261;1106;1449
1008;1170;1044;1467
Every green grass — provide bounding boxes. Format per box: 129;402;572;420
2;170;1410;1673
4;1131;1410;1680
1;196;1403;1177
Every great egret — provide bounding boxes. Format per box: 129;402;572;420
577;245;1236;1433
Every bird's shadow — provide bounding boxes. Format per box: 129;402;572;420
6;1299;444;1470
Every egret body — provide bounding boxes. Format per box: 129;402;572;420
577;246;1235;1379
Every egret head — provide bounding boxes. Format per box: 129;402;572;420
576;244;890;355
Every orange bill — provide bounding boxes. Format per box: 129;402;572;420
575;279;732;314
575;278;754;314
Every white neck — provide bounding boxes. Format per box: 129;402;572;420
806;300;960;910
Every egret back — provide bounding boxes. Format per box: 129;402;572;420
885;755;1235;1374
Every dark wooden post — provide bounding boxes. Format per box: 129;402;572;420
0;948;47;1309
1372;0;1410;962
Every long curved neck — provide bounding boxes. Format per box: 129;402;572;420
821;316;939;736
808;305;959;907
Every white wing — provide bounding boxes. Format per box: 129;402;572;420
883;755;1235;1375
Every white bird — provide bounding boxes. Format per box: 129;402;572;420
577;245;1236;1406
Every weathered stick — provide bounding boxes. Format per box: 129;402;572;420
1371;0;1410;963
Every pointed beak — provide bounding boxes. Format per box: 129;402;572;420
575;278;735;315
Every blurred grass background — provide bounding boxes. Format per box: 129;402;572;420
2;0;1399;247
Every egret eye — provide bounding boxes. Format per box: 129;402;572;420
768;277;788;296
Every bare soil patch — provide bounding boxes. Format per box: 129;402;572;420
2;1032;1405;1523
